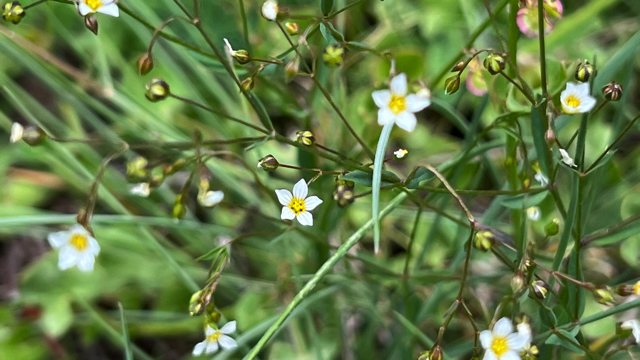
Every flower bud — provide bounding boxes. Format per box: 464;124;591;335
261;0;278;21
444;75;460;95
473;230;495;252
84;15;98;35
127;157;149;181
149;174;164;187
22;126;48;146
511;271;526;295
544;218;560;236
204;303;221;324
593;285;615;305
189;290;212;316
417;351;431;360
296;130;315;146
531;280;550;299
323;44;344;67
257;154;279;171
233;49;252;65
285;56;300;83
616;284;636;297
483;53;506;75
394;148;408;160
574;60;593;82
173;195;186;219
241;77;255;91
163;158;186;176
145;77;170;102
451;61;465;72
602;81;623;101
429;345;443;360
333;179;355;208
2;1;25;25
284;22;299;35
137;52;154;76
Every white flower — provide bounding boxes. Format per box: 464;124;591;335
199;190;224;207
559;148;577;167
275;179;323;226
372;73;431;132
129;183;150;197
622;320;640;343
75;0;119;17
534;171;548;187
10;123;23;143
47;224;100;272
480;317;529;360
394;149;408;159
560;82;596;114
517;323;532;344
526;207;540;221
261;0;278;21
192;322;238;356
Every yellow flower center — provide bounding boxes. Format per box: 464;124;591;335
491;337;509;356
84;0;104;11
288;198;306;216
207;331;222;342
70;234;88;251
565;94;581;108
634;282;640;295
388;95;407;115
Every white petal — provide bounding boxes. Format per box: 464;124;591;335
275;189;293;206
129;183;150;197
526;207;540;221
224;38;234;54
517;323;532;342
559;149;576;167
394;111;417;132
304;196;323;211
296;211;313;226
500;350;521;360
483;349;498;360
205;326;215;336
192;341;207;356
58;246;79;270
76;252;96;272
281;207;295;220
261;0;278;21
493;317;513;337
48;230;70;248
97;3;119;17
390;73;407;96
205;340;219;354
69;224;90;236
377;108;395;126
10;123;23;143
87;236;101;256
479;330;493;349
372;90;391;108
218;335;238;350
292;179;308;199
574;82;590;96
622;320;640;343
77;3;93;15
219;321;236;334
200;191;224;207
576;96;596;113
506;332;529;351
404;94;430;112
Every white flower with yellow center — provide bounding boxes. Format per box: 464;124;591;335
559;148;577;167
560;82;596;114
47;224;100;272
372;73;431;132
622;320;640;343
75;0;119;17
192;321;238;356
10;123;24;143
275;179;323;226
261;0;278;21
480;317;529;360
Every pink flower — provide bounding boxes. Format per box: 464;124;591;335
516;0;563;38
465;59;488;96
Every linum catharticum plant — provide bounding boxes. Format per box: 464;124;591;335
2;0;640;359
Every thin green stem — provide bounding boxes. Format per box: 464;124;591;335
538;0;548;95
237;0;250;51
586;113;640;173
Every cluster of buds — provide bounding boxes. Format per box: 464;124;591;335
473;230;495;252
257;154;279;171
2;1;25;24
296;130;315;146
145;78;170;102
602;81;623;101
333;179;355;208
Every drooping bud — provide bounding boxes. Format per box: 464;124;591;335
145;77;170;102
84;15;98;35
2;2;25;25
531;280;550;299
574;60;593;82
285;56;300;83
473;230;495;252
592;285;615;305
137;52;154;76
127;157;149;181
241;77;255;91
22;125;49;146
323;44;344;67
602;81;623;101
444;75;461;95
544;218;560;236
257;154;279;171
149;174;164;187
511;271;526;295
483;53;506;75
284;22;299;35
296;130;315;146
616;284;636;297
333;179;355;208
429;345;443;360
173;194;186;219
451;61;465;72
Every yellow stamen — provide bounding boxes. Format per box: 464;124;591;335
388;95;407;115
70;234;88;251
84;0;104;11
207;331;222;342
288;198;306;216
491;337;509;356
634;282;640;295
565;94;581;108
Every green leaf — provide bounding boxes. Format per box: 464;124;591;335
405;167;434;189
501;191;549;209
345;41;376;53
545;327;584;355
319;23;339;45
321;0;334;16
118;303;133;360
530;106;550;177
340;170;400;188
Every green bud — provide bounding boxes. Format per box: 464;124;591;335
321;0;334;16
531;280;550;299
323;44;344;67
137;52;154;76
163;158;187;176
602;81;623;101
544;218;560;236
233;49;252;65
333;180;355;208
593;285;615;305
417;351;431;360
257;154;279;171
241;77;255;91
451;61;465;72
2;1;25;24
444;75;460;95
204;302;221;324
285;56;300;83
145;77;170;102
430;345;443;360
473;230;495;252
189;290;207;316
285;22;299;35
483;53;506;75
296;130;315;146
173;195;186;219
127;157;149;181
574;60;593;82
511;271;526;295
21;126;48;146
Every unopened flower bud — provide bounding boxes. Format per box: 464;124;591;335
593;285;615;305
204;303;221;324
241;77;255;91
323;44;344;67
483;53;506;75
22;126;48;146
127;157;149;181
285;56;300;83
545;128;556;146
531;280;550;299
189;290;207;316
257;154;279;171
444;75;460;95
145;77;170;102
473;230;495;252
417;351;431;360
616;284;636;297
574;60;593;82
296;130;315;146
285;22;299;35
149;174;164;187
451;61;465;72
333;180;355;208
602;81;623;101
173;195;186;219
163;158;186;176
511;271;526;294
2;1;25;25
233;49;252;64
430;345;443;360
137;52;154;75
261;0;279;21
394;148;408;160
84;15;98;35
544;218;560;236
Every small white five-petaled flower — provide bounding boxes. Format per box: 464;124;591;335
621;320;640;343
192;321;238;356
560;82;596;114
75;0;119;17
372;73;431;132
47;224;101;272
261;0;278;21
10;123;24;143
480;317;529;360
198;190;224;207
559;149;577;167
275;179;323;226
